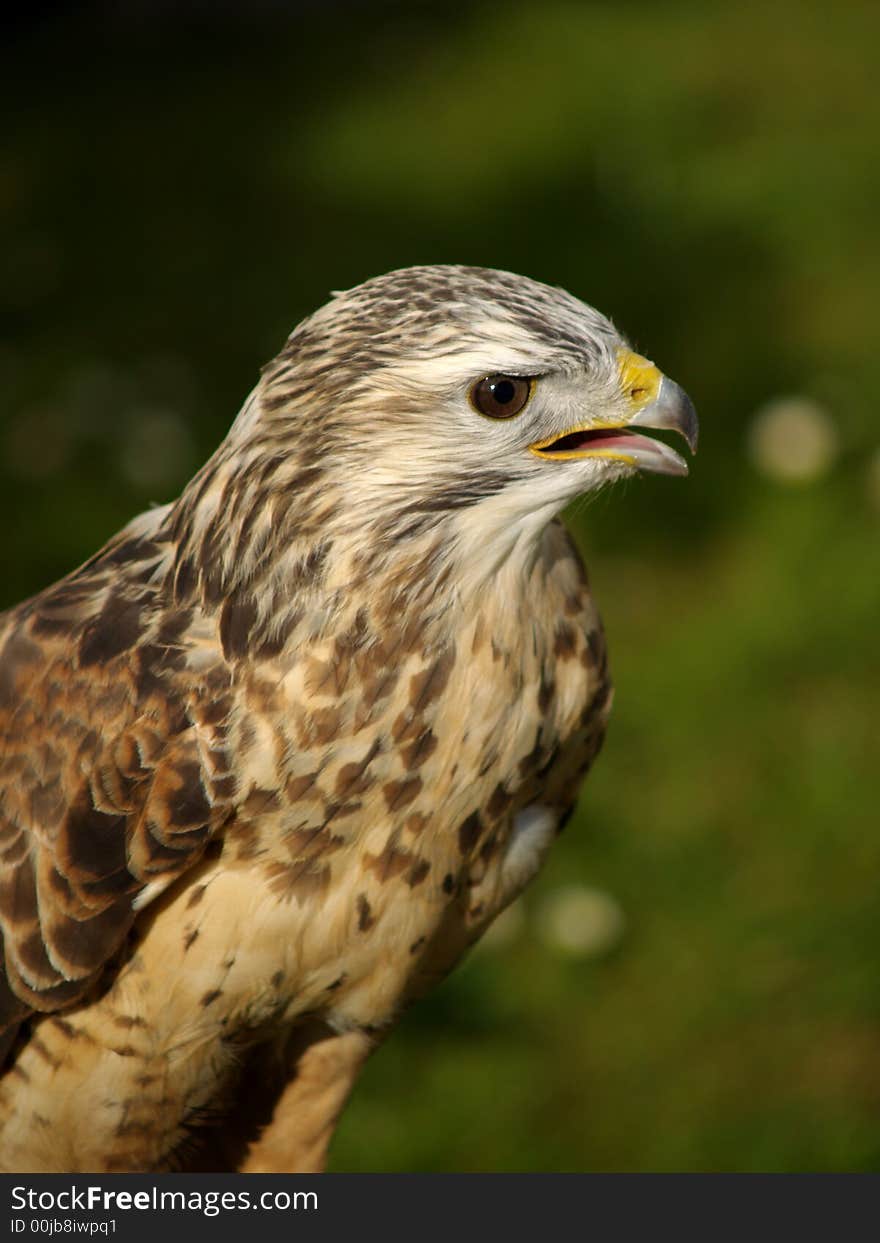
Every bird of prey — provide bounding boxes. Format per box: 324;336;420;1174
0;265;697;1173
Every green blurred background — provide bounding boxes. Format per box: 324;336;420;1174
3;0;879;1171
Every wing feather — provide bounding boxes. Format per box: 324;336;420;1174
0;514;236;1033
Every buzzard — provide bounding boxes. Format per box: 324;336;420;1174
0;266;697;1172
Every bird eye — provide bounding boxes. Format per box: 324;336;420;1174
469;374;534;420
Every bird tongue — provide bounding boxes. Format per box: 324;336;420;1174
534;426;690;476
542;428;640;454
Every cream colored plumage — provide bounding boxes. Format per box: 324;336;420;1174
0;265;696;1171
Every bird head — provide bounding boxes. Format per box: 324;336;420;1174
259;263;695;505
185;265;697;611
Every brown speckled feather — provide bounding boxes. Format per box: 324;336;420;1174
0;521;236;1027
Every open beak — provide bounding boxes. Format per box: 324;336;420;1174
529;354;699;478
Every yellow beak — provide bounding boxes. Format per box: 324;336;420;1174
529;350;698;477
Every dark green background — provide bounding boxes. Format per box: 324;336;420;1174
3;0;878;1170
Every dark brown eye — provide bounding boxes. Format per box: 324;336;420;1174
469;374;534;419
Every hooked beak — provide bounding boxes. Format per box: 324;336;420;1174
629;376;699;453
529;352;699;478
